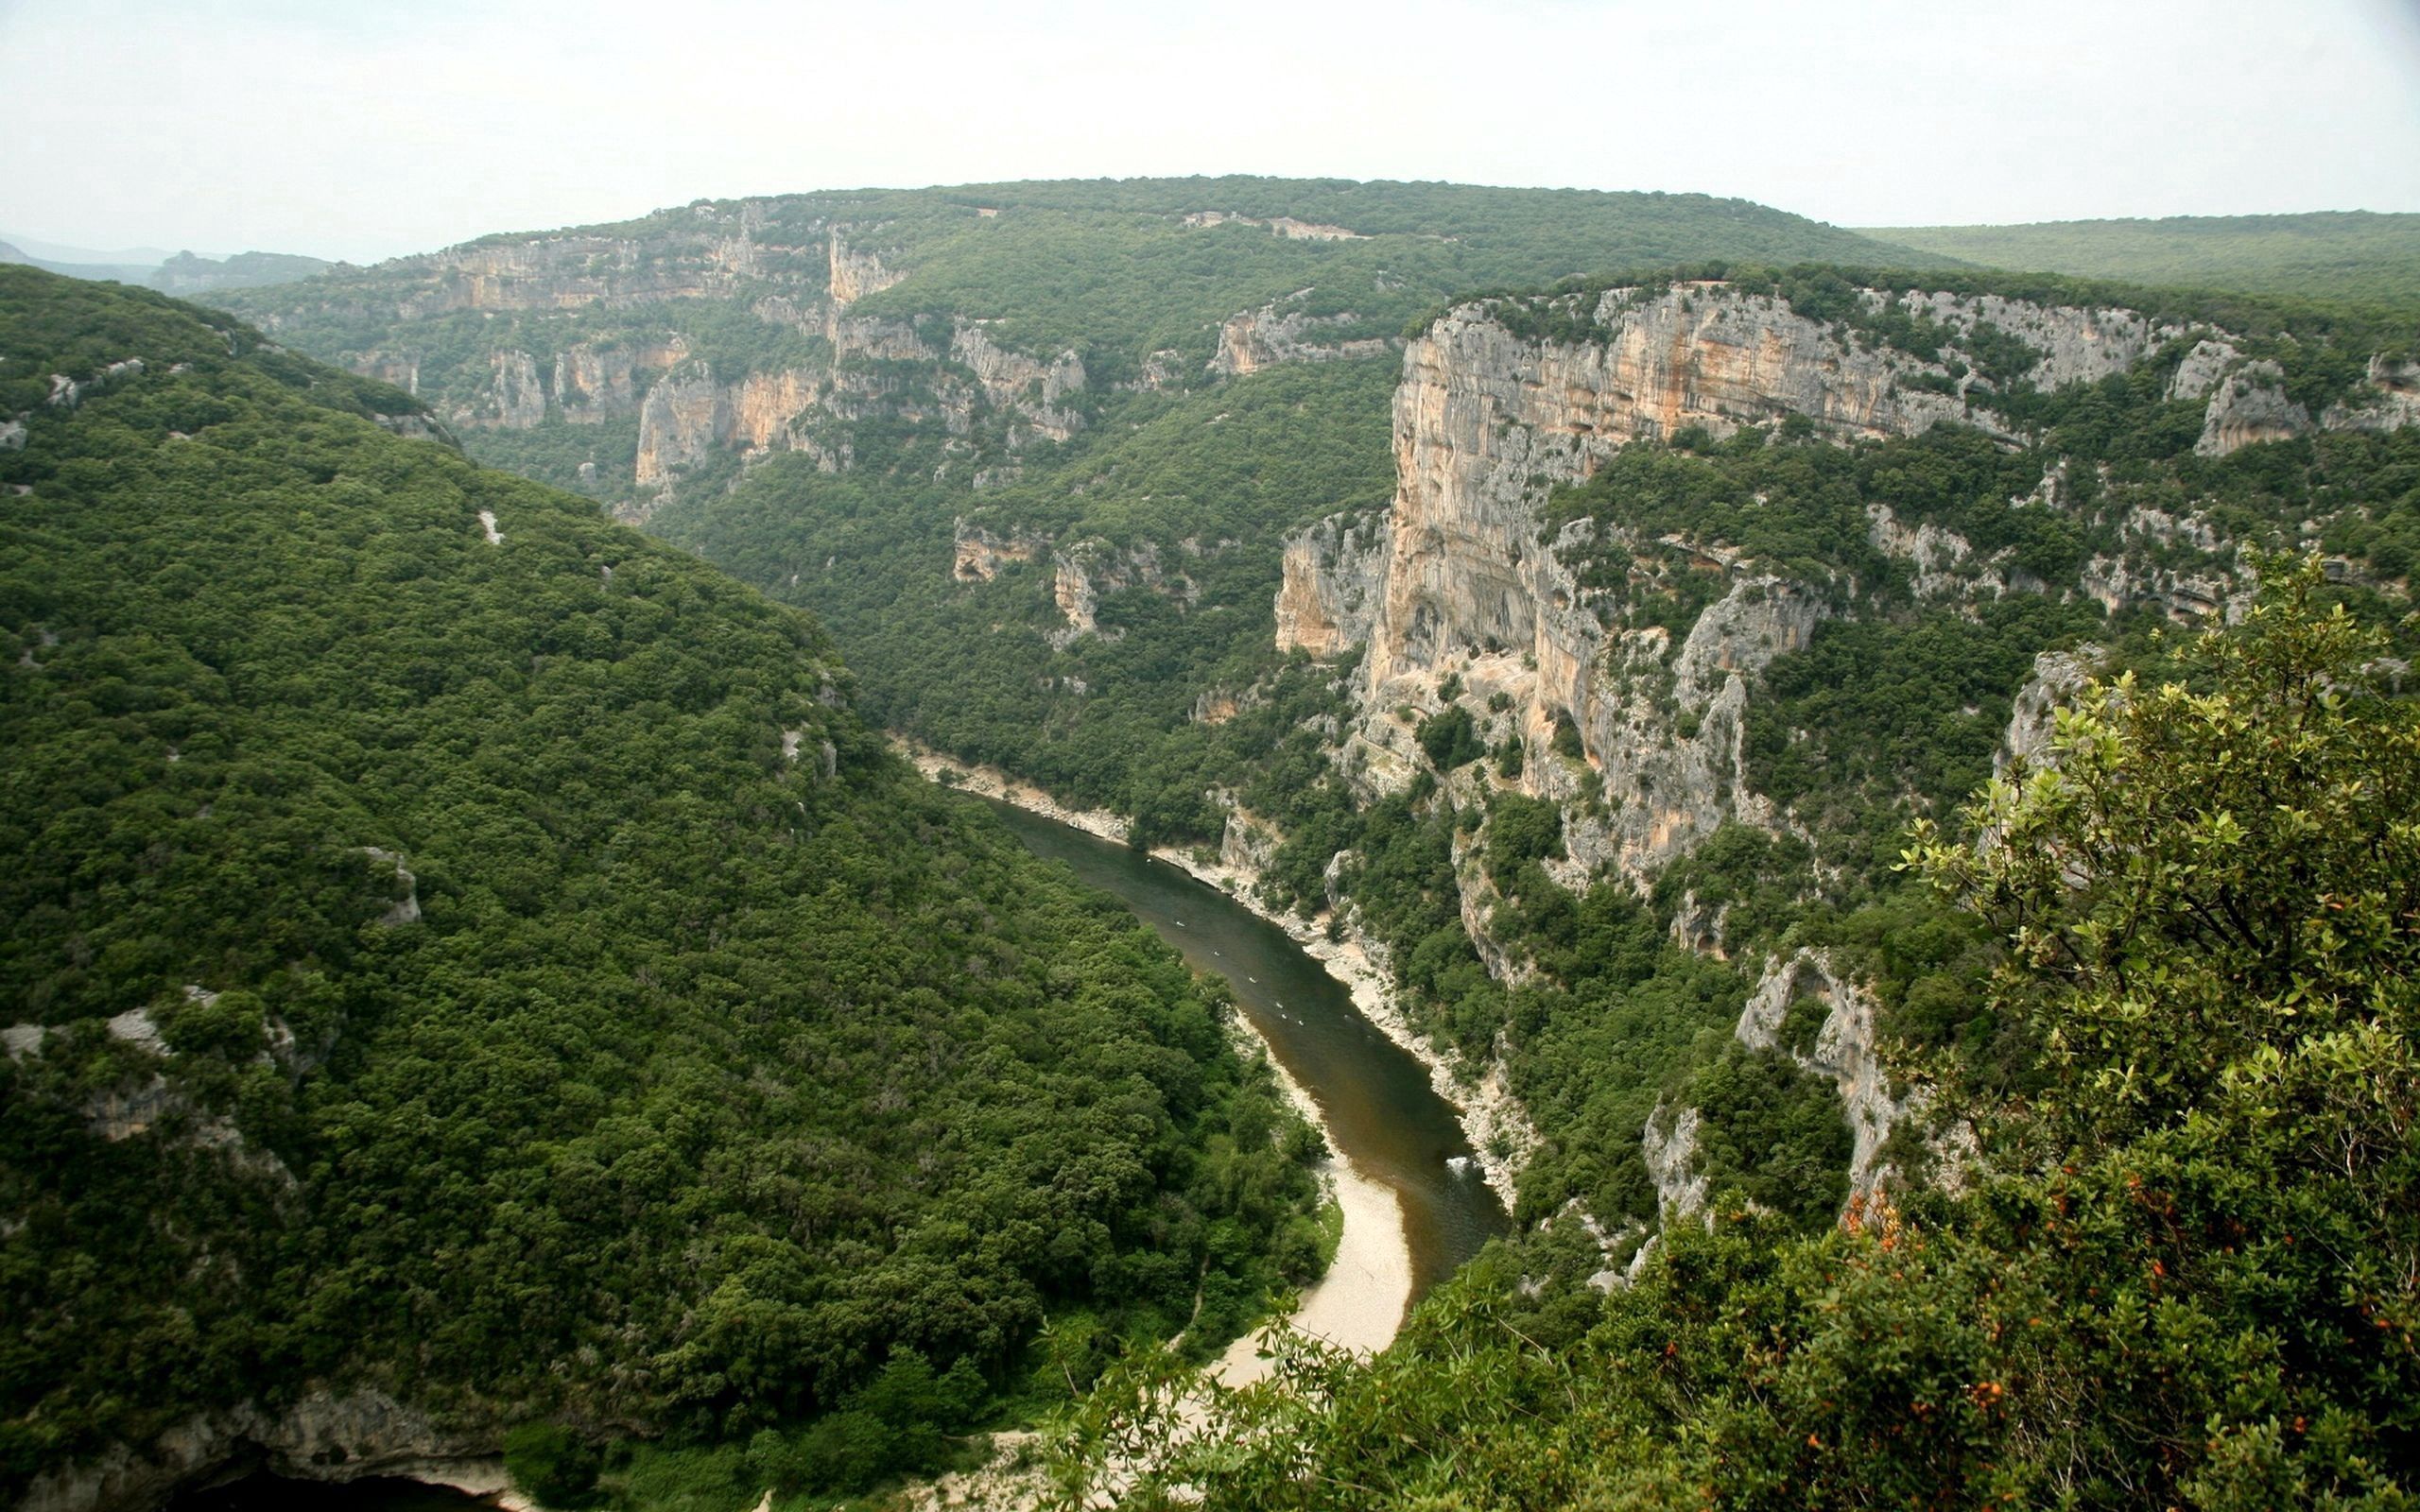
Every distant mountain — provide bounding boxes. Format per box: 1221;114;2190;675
0;232;179;266
147;248;336;293
0;237;333;293
1863;210;2420;312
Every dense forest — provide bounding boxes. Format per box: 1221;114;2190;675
0;266;1329;1506
1869;211;2420;315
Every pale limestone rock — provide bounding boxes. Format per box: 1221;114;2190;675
1866;503;1975;598
827;230;905;306
15;1389;504;1512
952;518;1045;581
1736;950;1912;1202
2197;360;2312;455
2166;337;2240;401
1641;1104;1708;1217
1210;301;1392;376
949;322;1085;442
362;846;422;925
2323;354;2420;434
1273;510;1391;657
1998;647;2100;778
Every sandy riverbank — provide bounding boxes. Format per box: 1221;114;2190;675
896;739;1539;1211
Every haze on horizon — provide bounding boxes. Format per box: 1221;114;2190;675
6;0;2419;266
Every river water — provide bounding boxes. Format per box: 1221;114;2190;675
985;800;1509;1301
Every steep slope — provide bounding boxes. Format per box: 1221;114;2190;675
1866;211;2420;313
0;267;1324;1511
1233;266;2415;1246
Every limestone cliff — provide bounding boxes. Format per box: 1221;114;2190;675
15;1390;509;1512
1210;301;1393;376
1273;510;1391;657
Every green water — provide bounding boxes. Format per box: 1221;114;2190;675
985;799;1510;1299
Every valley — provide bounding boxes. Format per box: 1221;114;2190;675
7;163;2419;1512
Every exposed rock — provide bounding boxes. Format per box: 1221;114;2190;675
1998;647;2100;777
950;323;1085;442
952;518;1045;581
1736;950;1912;1202
0;418;22;450
1273;510;1391;657
1641;1104;1708;1217
2197;359;2312;455
1866;503;1976;598
828;231;905;306
554;337;686;421
2324;354;2420;434
450;350;544;430
362;846;422;925
1048;541;1181;645
14;1390;505;1512
349;351;421;396
2166;337;2240;402
1210;301;1392;376
1219;807;1280;873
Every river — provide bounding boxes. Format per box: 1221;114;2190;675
984;800;1509;1307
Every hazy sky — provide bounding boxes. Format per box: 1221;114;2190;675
7;0;2420;263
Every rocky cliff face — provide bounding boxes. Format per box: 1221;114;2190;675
1273;510;1391;657
1210;301;1393;376
16;1390;507;1512
1284;278;2417;886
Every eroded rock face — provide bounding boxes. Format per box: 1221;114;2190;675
827;231;905;306
1273;510;1391;657
950;324;1085;443
1210;302;1392;376
554;338;687;422
16;1391;498;1512
952;518;1046;582
2197;359;2313;455
2325;355;2420;435
1998;647;2101;777
1736;949;1912;1202
450;350;544;430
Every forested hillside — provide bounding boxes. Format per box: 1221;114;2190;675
1868;212;2420;313
0;266;1327;1510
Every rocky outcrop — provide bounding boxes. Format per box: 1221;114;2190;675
554;338;686;421
2197;359;2313;455
631;363;823;499
1736;950;1912;1202
1274;511;1391;657
952;518;1045;581
828;231;905;306
1210;302;1392;376
1641;1104;1709;1216
632;365;728;492
1049;541;1184;645
1998;647;2100;776
450;350;544;430
950;323;1085;442
2324;354;2420;435
15;1390;506;1512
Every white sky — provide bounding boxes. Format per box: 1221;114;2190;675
6;0;2419;264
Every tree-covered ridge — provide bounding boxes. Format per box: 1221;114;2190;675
0;266;1326;1503
1865;211;2420;317
1064;569;2420;1509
